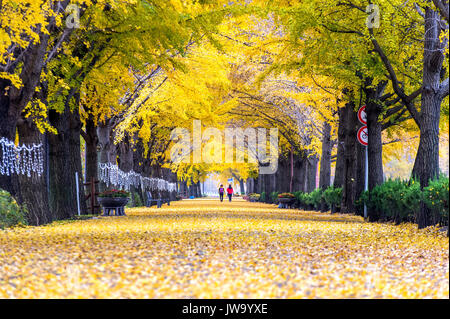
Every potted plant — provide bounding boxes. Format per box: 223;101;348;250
98;189;130;216
278;193;295;207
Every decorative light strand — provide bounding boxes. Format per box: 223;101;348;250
98;162;176;192
0;137;44;177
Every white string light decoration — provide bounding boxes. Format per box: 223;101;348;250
98;162;176;192
0;137;44;177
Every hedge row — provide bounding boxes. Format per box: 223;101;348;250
245;175;448;226
246;186;342;212
356;176;448;225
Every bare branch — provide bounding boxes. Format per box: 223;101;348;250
368;28;422;128
432;0;449;23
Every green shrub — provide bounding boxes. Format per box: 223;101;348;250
355;189;368;211
380;179;408;222
302;192;311;205
270;192;279;203
358;179;424;224
0;190;28;229
309;188;323;210
135;192;143;207
401;179;422;222
423;175;449;226
293;191;305;208
359;179;411;223
322;186;342;212
302;192;314;209
126;192;143;208
260;191;266;203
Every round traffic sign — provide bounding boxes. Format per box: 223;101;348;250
357;126;368;146
358;106;367;125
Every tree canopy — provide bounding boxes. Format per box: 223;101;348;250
0;0;448;229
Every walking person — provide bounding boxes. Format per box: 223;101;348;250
227;184;233;202
218;184;225;202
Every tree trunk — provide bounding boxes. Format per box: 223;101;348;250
97;120;117;164
319;122;332;190
263;173;274;200
246;178;254;194
270;172;277;195
253;176;260;194
182;180;188;197
238;178;245;195
340;101;358;214
197;182;202;197
289;149;294;192
0;79;21;197
412;7;444;228
16;119;53;225
333;107;346;189
97;120;117;192
364;81;386;220
365;82;385;191
258;174;265;194
84;116;99;185
281;155;291;192
296;155;306;192
117;136;134;172
292;154;303;192
48;101;86;219
305;154;318;193
412;7;445;228
319;122;332;211
83;115;100;212
132;141;146;204
0;31;50;196
275;156;285;193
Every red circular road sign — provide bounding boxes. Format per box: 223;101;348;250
357;126;368;146
358;106;367;125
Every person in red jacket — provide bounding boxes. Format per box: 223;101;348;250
226;184;233;202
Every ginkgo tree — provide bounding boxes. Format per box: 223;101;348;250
0;0;236;224
0;0;447;232
247;0;448;224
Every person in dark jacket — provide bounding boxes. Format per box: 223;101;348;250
218;184;225;202
227;184;233;202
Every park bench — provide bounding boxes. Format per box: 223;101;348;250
146;191;171;208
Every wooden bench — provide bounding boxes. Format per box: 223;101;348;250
146;191;171;208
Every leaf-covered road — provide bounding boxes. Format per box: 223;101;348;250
0;199;448;298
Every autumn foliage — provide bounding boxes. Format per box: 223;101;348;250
0;200;448;298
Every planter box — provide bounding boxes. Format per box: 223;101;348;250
278;197;295;204
98;197;129;216
278;197;294;208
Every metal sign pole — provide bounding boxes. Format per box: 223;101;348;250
364;146;368;219
75;171;81;216
357;106;368;220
